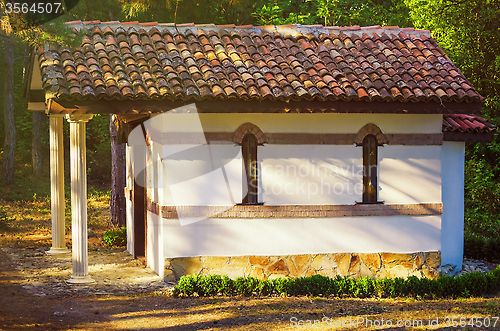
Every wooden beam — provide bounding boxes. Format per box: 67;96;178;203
444;131;494;143
48;99;483;115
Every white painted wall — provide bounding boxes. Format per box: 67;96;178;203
126;200;134;256
156;143;244;207
154;215;441;258
147;211;165;277
125;144;133;190
142;144;443;206
441;142;465;269
260;145;362;205
167;113;442;134
125;145;134;256
379;146;442;204
125;113;450;273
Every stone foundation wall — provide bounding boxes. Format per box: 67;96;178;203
164;252;441;282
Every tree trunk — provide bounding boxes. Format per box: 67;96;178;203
23;43;43;175
32;111;42;174
109;115;126;226
3;37;15;184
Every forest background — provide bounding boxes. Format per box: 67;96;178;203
0;0;498;251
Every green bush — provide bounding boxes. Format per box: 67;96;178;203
0;207;15;230
464;235;500;262
256;279;273;296
234;276;259;296
172;265;500;298
103;227;127;247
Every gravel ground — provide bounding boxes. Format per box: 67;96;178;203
0;246;173;297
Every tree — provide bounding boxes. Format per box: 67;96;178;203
251;0;411;27
21;43;43;175
110;115;126;226
405;0;500;238
2;35;15;183
121;0;257;25
252;0;317;25
1;2;85;183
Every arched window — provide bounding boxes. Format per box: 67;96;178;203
362;134;378;203
242;133;258;204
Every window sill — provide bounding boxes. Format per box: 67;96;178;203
355;201;385;205
236;202;265;206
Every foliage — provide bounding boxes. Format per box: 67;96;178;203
0;207;15;230
464;99;500;239
252;0;317;25
85;115;112;183
251;0;411;27
173;266;500;298
103;227;127;247
316;0;411;27
120;0;257;25
405;0;500;241
464;234;500;263
405;0;500;97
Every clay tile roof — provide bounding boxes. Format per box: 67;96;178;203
443;114;497;143
443;114;497;133
38;22;483;107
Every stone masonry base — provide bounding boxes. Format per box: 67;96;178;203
164;252;441;282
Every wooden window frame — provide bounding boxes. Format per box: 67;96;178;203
241;133;259;205
361;134;382;204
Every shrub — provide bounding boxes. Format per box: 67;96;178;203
174;275;197;296
464;235;500;262
356;277;375;297
460;272;488;297
234;276;259;296
0;207;15;230
172;265;500;299
272;277;292;296
103;227;126;247
256;279;273;296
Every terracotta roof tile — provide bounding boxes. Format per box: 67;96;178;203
443;114;497;133
38;22;483;105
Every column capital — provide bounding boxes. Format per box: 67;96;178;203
65;114;93;123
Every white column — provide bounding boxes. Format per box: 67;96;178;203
47;115;70;255
441;141;465;270
66;114;95;284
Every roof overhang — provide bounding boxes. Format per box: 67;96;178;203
46;99;482;115
443;131;494;143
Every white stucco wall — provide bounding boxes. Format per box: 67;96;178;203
125;145;134;256
143;144;442;206
379;146;442;204
131;114;443;207
156;143;244;206
260;145;362;205
147;214;441;260
441;142;465;269
126;200;134;256
125;113;449;273
147;211;165;278
158;113;442;134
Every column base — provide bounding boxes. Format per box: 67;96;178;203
46;247;71;255
66;276;95;284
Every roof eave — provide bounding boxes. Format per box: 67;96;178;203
47;99;483;115
443;131;495;143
